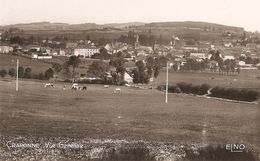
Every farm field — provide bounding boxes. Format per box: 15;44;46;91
0;78;259;160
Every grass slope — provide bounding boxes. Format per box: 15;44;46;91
0;79;259;153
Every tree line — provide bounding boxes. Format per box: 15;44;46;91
157;82;259;102
0;67;54;80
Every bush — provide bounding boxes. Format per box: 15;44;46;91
157;83;210;96
176;82;210;95
8;68;16;77
24;67;32;78
209;87;259;102
45;68;54;80
177;82;193;94
158;83;259;102
157;85;166;91
199;83;211;95
0;69;7;78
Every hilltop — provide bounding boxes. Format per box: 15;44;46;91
0;21;244;33
145;21;244;32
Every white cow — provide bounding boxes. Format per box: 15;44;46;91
104;85;110;88
44;83;54;88
71;83;80;90
114;88;121;93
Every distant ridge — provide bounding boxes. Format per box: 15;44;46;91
0;21;244;32
0;21;145;31
145;21;244;32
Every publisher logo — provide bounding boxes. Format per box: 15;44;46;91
225;144;246;153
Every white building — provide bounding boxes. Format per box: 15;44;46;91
124;72;133;83
74;47;99;58
223;55;235;60
0;46;13;53
190;53;206;59
224;42;233;48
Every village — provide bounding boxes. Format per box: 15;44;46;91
0;25;260;85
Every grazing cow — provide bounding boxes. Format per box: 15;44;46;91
114;88;121;93
72;86;81;90
82;86;87;90
104;85;110;88
44;83;54;88
71;83;80;90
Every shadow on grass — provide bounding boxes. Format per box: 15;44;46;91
105;146;155;161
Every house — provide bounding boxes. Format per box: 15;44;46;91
189;53;206;62
37;55;52;59
31;53;52;59
190;53;206;59
104;44;112;54
183;46;199;51
238;61;246;66
52;49;66;56
59;50;66;56
74;47;99;58
0;45;13;53
223;55;235;60
32;53;38;59
66;42;78;49
124;72;133;83
41;47;52;55
224;42;233;48
26;45;41;52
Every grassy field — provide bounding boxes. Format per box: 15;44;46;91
0;54;52;74
0;78;259;160
154;69;260;92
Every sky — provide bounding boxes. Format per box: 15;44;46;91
0;0;260;31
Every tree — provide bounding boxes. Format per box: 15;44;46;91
45;68;54;80
24;67;32;78
109;57;126;84
132;60;150;84
52;63;63;73
132;68;139;83
66;56;81;78
18;66;24;78
0;69;7;78
146;56;155;78
27;36;35;45
10;36;24;45
136;60;145;71
87;61;110;79
8;68;16;77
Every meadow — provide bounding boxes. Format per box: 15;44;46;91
154;69;260;92
0;77;259;160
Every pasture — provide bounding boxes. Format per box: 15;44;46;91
0;54;52;74
0;78;259;160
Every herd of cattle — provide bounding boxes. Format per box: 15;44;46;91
44;83;121;93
